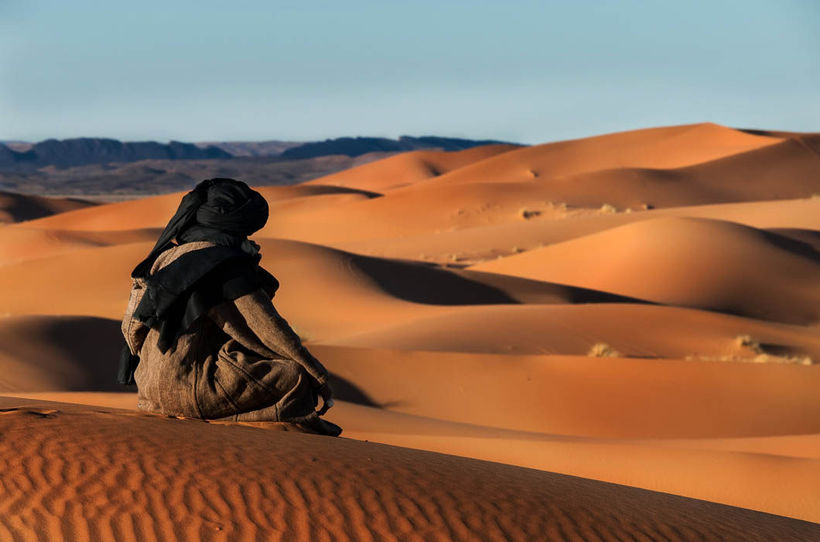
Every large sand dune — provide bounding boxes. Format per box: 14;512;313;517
1;123;819;538
3;397;818;541
472;216;820;324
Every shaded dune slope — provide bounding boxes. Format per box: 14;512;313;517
0;191;94;224
0;316;125;392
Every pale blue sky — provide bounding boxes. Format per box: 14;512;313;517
1;0;818;144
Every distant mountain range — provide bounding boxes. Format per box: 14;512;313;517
0;135;510;170
0;139;231;169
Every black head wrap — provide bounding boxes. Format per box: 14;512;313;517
119;178;277;384
132;178;269;278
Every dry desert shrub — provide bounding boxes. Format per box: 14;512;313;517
735;334;762;353
587;343;622;357
518;208;541;220
685;335;814;365
599;203;618;214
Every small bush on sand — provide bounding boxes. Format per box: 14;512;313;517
518;208;541;220
587;343;621;357
735;334;763;353
599;203;618;214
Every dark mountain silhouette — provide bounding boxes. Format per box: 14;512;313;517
194;140;301;157
281;135;509;160
0;135;512;171
0;138;231;169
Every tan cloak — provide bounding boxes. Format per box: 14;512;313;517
121;241;339;435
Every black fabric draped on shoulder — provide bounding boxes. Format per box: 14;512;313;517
134;246;279;353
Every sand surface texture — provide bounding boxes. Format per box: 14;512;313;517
1;123;819;539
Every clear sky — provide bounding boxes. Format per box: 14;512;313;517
1;0;818;144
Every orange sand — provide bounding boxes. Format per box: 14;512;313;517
1;123;819;538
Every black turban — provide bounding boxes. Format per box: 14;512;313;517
119;179;277;384
132;178;269;278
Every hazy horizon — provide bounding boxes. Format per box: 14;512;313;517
2;1;818;145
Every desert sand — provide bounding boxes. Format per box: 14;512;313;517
1;122;819;539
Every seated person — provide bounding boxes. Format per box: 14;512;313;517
119;178;340;436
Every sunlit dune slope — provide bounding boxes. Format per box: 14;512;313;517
2;314;818;437
397;123;783;190
328;303;820;359
1;397;817;541
4;392;820;523
335;198;820;263
305;143;520;191
308;345;820;439
472;217;820;324
0;226;160;266
476;136;820;210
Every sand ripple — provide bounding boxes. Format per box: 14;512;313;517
0;398;817;541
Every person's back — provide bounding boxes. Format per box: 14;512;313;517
119;179;339;436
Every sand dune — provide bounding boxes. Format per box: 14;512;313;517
1;123;819;537
307;345;820;439
335;197;820;264
19;123;815;250
0;191;94;224
4;393;819;526
4;397;817;541
396;123;783;191
0;316;122;392
305;143;520;191
472;217;820;324
328;303;820;359
479;135;820;211
0;237;640;339
18;184;378;232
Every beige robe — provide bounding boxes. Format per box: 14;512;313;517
121;241;338;434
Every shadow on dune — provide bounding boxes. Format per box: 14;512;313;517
0;191;95;223
758;228;820;261
0;316;124;392
326;374;387;407
353;254;651;306
766;228;820;253
353;255;517;305
0;315;391;408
